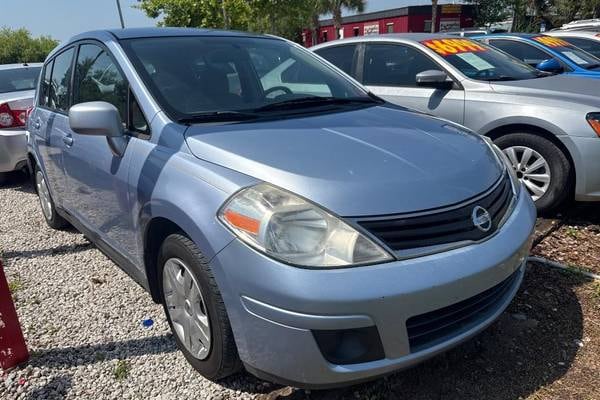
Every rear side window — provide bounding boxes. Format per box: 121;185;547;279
48;48;75;112
560;37;600;58
488;39;550;66
39;61;53;106
0;67;41;94
315;45;358;76
363;44;440;87
73;44;128;122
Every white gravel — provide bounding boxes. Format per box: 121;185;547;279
0;175;284;399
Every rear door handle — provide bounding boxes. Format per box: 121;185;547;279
33;119;41;130
62;134;73;147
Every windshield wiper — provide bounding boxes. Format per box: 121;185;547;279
253;96;378;113
178;110;259;124
585;63;600;70
485;76;518;82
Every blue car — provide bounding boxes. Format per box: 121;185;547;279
476;33;600;79
28;28;535;387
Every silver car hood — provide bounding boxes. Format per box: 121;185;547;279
490;75;600;107
184;106;503;216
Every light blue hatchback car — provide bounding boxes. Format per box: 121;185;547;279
28;28;536;388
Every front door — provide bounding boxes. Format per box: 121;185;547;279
362;43;465;124
61;42;136;258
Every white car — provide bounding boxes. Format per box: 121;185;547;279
546;30;600;59
0;63;41;182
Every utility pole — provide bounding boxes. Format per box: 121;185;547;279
116;0;125;28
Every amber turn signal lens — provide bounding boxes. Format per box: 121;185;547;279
586;113;600;138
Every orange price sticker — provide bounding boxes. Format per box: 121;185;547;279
532;36;571;48
421;39;487;57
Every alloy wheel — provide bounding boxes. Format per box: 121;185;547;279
502;146;551;201
163;258;211;360
36;171;53;220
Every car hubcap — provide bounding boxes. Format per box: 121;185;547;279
163;258;211;360
36;171;53;220
503;146;551;201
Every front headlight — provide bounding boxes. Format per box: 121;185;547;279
484;137;521;197
219;184;393;268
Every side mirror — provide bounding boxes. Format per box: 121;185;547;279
69;101;124;137
536;58;563;73
416;70;453;88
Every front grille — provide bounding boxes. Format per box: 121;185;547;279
358;174;513;252
406;269;520;353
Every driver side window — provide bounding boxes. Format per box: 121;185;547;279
363;44;441;87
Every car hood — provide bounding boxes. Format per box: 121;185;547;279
489;74;600;106
184;106;503;216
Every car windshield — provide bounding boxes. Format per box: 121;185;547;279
421;38;541;81
0;66;41;94
531;36;600;69
549;36;600;64
120;36;374;122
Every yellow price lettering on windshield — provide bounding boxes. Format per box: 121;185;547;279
421;39;487;57
532;36;571;48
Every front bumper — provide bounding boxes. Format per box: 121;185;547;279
0;128;27;173
211;189;536;388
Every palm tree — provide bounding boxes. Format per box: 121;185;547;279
323;0;365;39
431;0;438;33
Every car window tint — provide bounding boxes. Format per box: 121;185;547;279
130;95;149;135
39;61;53;106
488;39;550;66
364;43;440;87
73;44;127;122
48;48;74;112
560;37;600;58
315;45;357;76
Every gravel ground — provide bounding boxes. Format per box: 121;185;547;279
1;173;599;399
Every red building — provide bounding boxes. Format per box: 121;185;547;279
303;4;476;47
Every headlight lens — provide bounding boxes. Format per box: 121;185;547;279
219;184;393;268
586;113;600;138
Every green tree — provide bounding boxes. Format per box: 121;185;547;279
466;0;511;27
0;28;58;64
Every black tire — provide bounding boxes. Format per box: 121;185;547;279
494;133;571;213
158;233;241;380
34;165;69;229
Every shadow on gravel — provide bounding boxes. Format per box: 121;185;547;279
0;170;34;194
246;264;589;400
2;242;93;260
24;374;72;400
28;335;177;369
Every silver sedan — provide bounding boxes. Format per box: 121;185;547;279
313;34;600;212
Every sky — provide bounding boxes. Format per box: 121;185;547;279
0;0;461;42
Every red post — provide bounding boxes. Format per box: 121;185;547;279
0;260;29;369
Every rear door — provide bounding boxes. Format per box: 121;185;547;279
29;48;75;208
361;43;465;124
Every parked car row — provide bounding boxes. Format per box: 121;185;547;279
1;26;595;388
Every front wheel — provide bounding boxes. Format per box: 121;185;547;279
158;234;241;380
494;133;571;212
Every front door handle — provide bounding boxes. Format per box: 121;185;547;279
62;134;73;147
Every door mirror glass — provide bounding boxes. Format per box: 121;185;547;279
536;58;563;73
69;101;124;137
416;70;451;87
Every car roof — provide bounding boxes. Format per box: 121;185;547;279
312;33;469;49
69;27;272;42
0;63;43;71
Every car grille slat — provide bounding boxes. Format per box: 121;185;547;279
358;174;513;252
406;270;519;352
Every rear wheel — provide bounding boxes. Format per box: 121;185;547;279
494;133;571;212
34;166;68;229
158;233;241;380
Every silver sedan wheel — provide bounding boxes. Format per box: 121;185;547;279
503;146;551;201
163;258;211;360
35;170;53;220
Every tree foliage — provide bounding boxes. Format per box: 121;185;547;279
0;28;58;64
466;0;511;27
